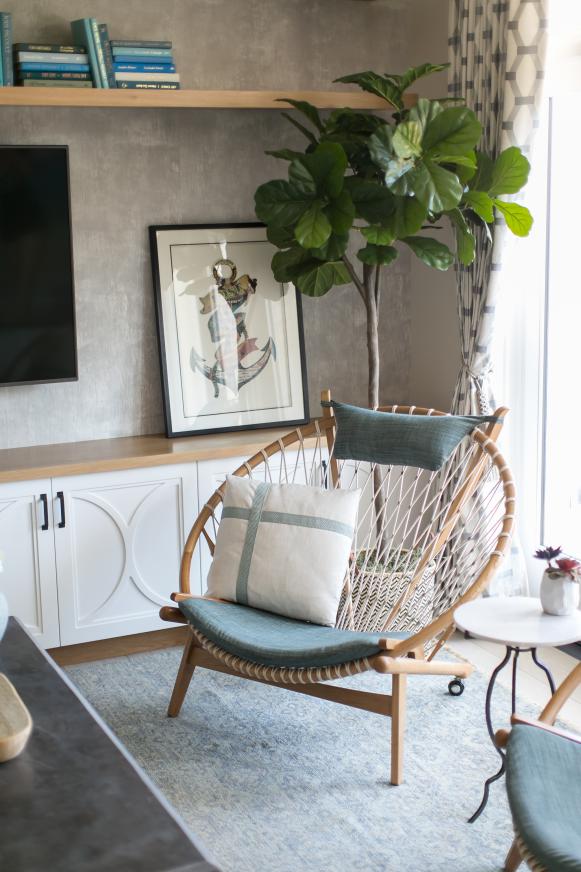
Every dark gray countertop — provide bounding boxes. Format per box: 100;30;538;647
0;619;220;872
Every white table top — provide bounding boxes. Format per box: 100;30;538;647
454;596;581;647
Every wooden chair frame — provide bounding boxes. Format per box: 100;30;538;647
496;662;581;872
161;391;515;785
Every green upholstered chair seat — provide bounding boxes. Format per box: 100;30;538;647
178;598;410;668
506;724;581;872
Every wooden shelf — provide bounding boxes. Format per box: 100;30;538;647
0;87;413;110
0;428;319;483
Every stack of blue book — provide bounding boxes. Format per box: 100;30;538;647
0;11;13;86
111;40;179;90
14;43;92;88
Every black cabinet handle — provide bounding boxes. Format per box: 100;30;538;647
40;493;49;531
57;491;66;529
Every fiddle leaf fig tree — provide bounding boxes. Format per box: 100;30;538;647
254;64;532;409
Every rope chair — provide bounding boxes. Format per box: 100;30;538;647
161;390;515;785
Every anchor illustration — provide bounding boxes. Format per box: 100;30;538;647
190;257;276;398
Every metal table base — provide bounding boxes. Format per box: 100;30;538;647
468;644;555;823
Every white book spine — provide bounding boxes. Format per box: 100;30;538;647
16;51;88;64
114;72;180;83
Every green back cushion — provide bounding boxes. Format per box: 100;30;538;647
327;400;498;471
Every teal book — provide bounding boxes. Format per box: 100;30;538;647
0;12;13;86
111;46;172;57
109;39;171;49
98;23;116;88
70;18;101;87
90;18;108;88
0;23;3;87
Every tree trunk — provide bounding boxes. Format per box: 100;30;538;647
363;264;386;554
362;263;379;409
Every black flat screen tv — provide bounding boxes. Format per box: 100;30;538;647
0;145;77;386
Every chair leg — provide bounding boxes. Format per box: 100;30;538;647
504;838;522;872
168;630;197;718
390;673;407;785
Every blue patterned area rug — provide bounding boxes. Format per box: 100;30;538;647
66;647;541;872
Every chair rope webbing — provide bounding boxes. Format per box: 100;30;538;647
514;830;550;872
191;408;514;656
190;626;375;685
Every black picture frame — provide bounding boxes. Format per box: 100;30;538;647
149;222;309;438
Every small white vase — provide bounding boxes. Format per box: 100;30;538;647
540;570;580;616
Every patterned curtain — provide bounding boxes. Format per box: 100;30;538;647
448;0;548;593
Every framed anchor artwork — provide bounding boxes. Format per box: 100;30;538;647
149;223;309;437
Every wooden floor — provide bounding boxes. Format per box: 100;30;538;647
450;631;581;730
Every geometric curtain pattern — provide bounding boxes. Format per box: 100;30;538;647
448;0;548;594
448;0;548;416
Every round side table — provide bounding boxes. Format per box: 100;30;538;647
454;595;581;823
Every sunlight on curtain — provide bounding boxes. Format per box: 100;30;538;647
538;2;581;565
493;0;581;593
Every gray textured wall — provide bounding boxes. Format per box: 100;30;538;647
0;0;445;449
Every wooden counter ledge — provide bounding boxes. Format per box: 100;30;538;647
0;427;312;483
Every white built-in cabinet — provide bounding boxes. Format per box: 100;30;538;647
0;436;316;649
0;478;60;647
0;462;199;647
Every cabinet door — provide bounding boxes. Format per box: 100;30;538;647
0;478;60;648
53;463;198;645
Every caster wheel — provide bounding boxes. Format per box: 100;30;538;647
448;678;465;697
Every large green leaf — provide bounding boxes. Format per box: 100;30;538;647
468;151;494;191
334;71;403;110
255;180;315;226
392;120;423;158
344;177;395;223
403;235;455;270
294;260;351;296
290;141;348;199
382;196;427;239
384;157;415;188
361;225;395;245
462;190;494;223
368;124;394;170
294;202;332;249
423;107;482;157
396;62;449;92
325;189;356;233
266;224;296;248
489;147;531;196
277;98;323;132
271;246;313;282
288;159;318;194
357;244;398;266
449;208;476;265
408;159;464;212
493;200;533;236
408;97;443;132
432;152;477;170
310;232;349;261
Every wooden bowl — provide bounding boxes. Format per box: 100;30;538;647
0;673;32;762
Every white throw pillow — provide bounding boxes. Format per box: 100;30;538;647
206;475;360;626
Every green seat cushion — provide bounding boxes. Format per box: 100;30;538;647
179;598;409;668
506;724;581;872
325;400;498;471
